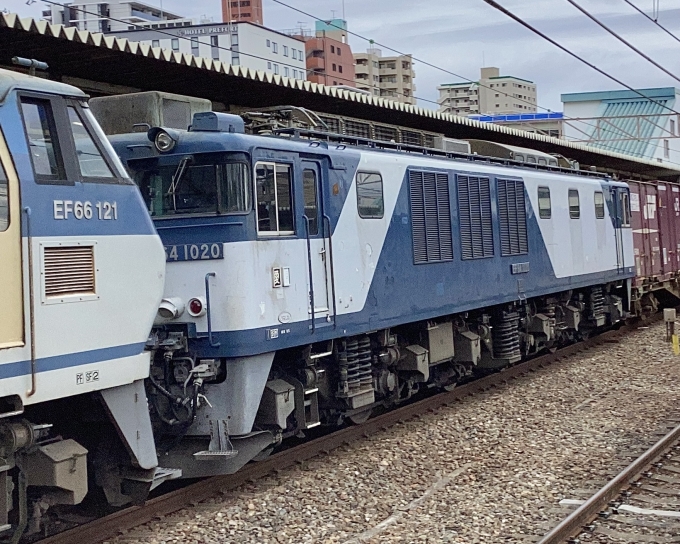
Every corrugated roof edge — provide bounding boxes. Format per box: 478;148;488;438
3;12;680;175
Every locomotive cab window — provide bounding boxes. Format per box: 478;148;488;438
538;186;551;219
20;98;66;182
255;162;294;234
569;189;580;219
0;161;7;232
356;172;384;219
594;191;605;219
66;106;115;180
130;153;250;217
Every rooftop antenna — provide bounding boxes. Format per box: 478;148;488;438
342;0;345;20
331;9;337;18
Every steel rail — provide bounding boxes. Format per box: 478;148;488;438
538;416;680;543
37;320;652;544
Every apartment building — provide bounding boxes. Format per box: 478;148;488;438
438;67;537;116
289;19;355;87
42;0;191;33
354;48;416;105
221;0;263;25
115;22;307;79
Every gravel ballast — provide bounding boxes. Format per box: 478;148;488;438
109;322;680;544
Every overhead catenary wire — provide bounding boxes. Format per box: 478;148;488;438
481;0;680;118
622;0;680;45
26;0;680;164
564;0;680;85
269;0;680;160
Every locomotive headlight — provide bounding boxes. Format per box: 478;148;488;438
158;297;185;319
155;131;176;152
187;297;207;317
147;127;180;153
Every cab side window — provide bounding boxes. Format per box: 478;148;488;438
302;169;319;235
255;162;294;234
20;98;66;182
621;191;631;227
66;106;114;180
0;162;8;232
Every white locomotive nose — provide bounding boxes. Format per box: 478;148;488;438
158;297;186;319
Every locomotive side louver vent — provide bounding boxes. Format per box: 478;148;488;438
44;246;96;297
409;170;453;264
457;175;494;259
497;179;529;257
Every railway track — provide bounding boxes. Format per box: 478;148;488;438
538;420;680;543
34;317;660;544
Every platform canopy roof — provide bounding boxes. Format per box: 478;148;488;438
2;13;680;180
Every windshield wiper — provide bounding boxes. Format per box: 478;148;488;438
166;155;193;212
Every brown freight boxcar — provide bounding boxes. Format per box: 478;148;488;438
628;180;680;312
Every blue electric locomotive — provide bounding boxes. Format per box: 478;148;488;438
109;104;634;480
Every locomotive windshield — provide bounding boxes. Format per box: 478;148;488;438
129;153;250;217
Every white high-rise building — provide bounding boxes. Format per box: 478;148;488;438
438;67;537;117
42;0;192;34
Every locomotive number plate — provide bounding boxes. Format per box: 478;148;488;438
164;243;224;262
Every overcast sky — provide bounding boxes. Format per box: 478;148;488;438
8;0;680;111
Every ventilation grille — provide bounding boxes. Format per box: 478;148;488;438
44;246;95;297
344;119;371;138
374;125;398;142
409;170;453;264
401;130;422;146
457;175;494;260
497;179;529;256
318;115;340;134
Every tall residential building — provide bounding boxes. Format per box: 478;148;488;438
562;88;680;163
438;67;537;117
42;0;192;33
354;48;416;105
289;19;355;88
114;22;307;80
221;0;263;25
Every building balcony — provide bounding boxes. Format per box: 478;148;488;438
307;56;325;71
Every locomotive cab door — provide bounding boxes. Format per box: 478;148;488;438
301;160;334;326
611;186;630;274
0;130;24;348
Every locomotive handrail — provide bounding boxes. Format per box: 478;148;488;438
303;216;315;334
23;207;37;397
204;273;220;348
324;214;337;328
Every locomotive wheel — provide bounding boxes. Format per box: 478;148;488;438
347;409;372;425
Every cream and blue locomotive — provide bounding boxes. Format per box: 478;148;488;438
109;102;634;480
0;66;166;537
